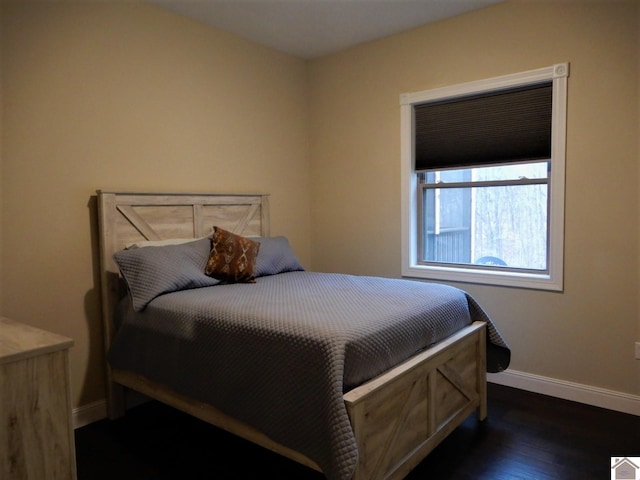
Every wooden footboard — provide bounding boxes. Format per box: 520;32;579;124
344;321;487;480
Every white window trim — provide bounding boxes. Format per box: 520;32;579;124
400;63;569;291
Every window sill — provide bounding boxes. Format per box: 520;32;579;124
402;264;563;292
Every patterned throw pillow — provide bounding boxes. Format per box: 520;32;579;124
205;227;260;283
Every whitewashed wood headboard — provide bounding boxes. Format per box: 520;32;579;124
95;191;270;410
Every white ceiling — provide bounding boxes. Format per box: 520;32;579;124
146;0;503;59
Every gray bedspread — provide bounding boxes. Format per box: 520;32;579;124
108;271;510;480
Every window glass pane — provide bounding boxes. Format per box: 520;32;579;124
422;181;548;270
424;162;548;184
472;162;548;182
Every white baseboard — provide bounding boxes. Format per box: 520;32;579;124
72;390;150;429
72;399;107;429
73;371;639;428
488;369;640;416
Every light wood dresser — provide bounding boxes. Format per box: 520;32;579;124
0;317;76;480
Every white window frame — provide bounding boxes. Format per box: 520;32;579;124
400;63;569;291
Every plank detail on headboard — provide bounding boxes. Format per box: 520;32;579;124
95;191;270;415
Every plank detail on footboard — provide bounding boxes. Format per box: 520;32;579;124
344;321;487;480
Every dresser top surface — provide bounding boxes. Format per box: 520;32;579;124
0;317;73;364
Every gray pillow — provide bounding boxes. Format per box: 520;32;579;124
254;236;305;277
114;237;220;311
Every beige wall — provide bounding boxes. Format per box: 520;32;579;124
1;1;310;407
309;1;640;396
1;0;639;415
637;0;640;382
0;2;4;311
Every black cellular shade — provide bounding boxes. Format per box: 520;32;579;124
414;82;552;171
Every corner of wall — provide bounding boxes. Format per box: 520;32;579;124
0;2;5;314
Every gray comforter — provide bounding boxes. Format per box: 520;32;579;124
108;271;509;480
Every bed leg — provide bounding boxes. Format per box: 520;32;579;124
477;323;488;421
477;386;488;421
105;374;126;420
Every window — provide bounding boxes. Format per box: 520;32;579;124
400;64;569;291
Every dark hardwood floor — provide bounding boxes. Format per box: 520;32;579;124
75;383;640;479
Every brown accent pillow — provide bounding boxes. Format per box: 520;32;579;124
205;227;260;283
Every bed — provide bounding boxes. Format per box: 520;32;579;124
96;190;510;480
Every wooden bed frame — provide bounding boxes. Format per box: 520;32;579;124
96;190;487;480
